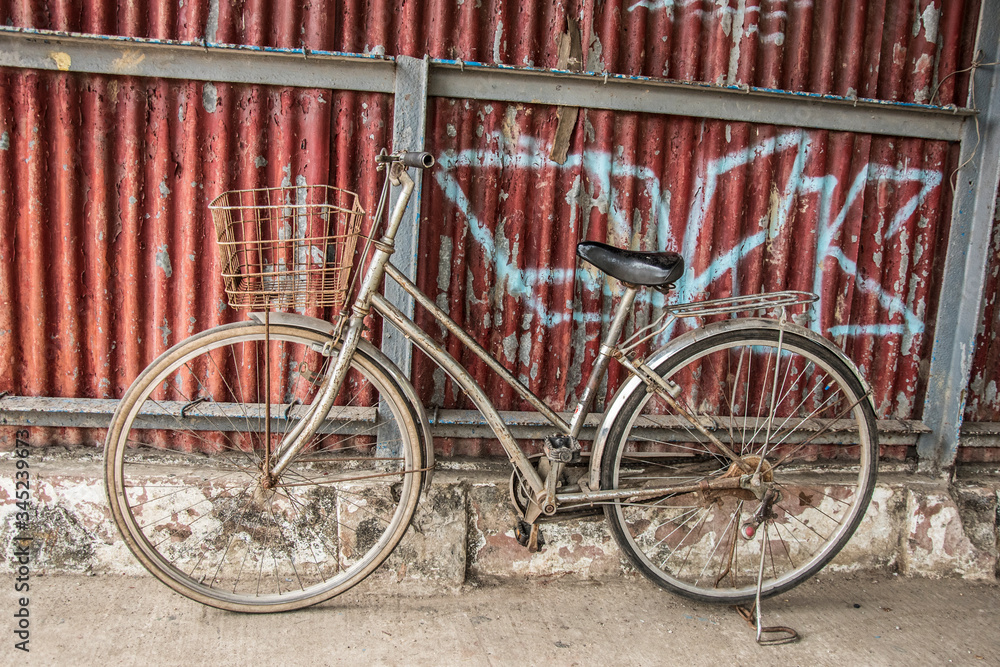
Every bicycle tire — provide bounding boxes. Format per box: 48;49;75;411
104;321;426;612
600;324;877;603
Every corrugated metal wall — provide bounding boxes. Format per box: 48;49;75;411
963;181;1000;462
0;0;979;105
0;67;393;443
0;0;986;458
412;101;957;455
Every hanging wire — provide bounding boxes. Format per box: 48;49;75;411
930;50;1000;193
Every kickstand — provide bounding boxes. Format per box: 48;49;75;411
733;603;798;646
732;522;799;646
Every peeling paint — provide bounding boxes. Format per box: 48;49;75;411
205;0;220;42
913;2;941;44
48;51;71;71
905;489;997;579
5;466;995;583
586;24;603;73
201;82;218;113
111;50;145;74
155;245;173;278
159;318;172;347
492;20;504;64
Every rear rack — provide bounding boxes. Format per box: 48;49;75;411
619;290;818;357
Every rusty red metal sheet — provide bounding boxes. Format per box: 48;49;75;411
0;0;986;458
0;0;978;106
0;65;391;448
962;182;1000;462
410;99;955;455
965;184;1000;423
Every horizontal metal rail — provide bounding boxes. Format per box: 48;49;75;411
0;396;937;444
428;61;969;141
0;27;971;141
428;409;931;445
953;422;1000;448
0;396;375;433
0;28;396;92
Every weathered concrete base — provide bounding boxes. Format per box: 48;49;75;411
2;456;999;588
903;483;999;580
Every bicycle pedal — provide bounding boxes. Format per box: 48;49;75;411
514;520;545;552
543;435;581;464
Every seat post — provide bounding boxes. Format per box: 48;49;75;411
569;285;638;439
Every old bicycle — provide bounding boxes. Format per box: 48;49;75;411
104;150;878;613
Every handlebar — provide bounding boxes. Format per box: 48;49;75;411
400;152;435;169
376;150;435;169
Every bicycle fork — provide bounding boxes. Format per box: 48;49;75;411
266;163;417;482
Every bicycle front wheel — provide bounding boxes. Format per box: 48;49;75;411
601;323;877;603
104;322;426;612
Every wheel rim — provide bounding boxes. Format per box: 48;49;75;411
606;331;876;601
106;324;421;610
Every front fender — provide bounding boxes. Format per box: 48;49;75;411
587;318;872;490
249;312;435;490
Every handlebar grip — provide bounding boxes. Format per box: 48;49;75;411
400;152;435;169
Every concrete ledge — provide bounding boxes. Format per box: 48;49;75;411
2;456;998;588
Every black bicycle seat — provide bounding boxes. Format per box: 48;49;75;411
576;241;684;289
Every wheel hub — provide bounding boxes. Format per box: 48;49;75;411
721;455;774;481
711;455;774;501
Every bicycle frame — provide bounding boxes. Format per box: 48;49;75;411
266;157;833;519
268;160;635;514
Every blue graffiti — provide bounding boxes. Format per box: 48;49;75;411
433;128;941;341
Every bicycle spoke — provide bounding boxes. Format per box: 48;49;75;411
107;323;423;610
773;479;853;508
663;507;713;574
697;503;742;586
605;327;876;603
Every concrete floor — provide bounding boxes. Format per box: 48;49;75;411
17;572;999;666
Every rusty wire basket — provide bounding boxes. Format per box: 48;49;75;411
209;185;365;310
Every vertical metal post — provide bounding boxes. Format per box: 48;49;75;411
918;0;1000;471
377;55;429;457
381;55;430;378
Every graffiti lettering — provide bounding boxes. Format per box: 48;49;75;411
434;129;941;346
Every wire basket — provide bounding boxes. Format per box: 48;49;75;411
209;185;365;310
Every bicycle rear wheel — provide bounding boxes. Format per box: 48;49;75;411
104;321;426;612
601;323;877;603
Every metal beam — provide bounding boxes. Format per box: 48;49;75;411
381;55;429;378
0;396;929;445
0;396;376;433
375;56;429;457
427;62;969;141
0;27;971;142
959;422;1000;448
918;0;1000;471
0;28;396;92
427;409;929;445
